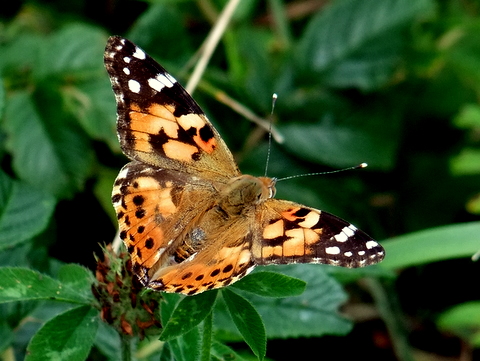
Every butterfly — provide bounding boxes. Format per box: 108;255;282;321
104;36;385;296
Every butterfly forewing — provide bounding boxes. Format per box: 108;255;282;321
253;200;384;267
104;36;239;178
105;36;385;296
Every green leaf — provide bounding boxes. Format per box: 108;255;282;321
0;267;91;304
211;340;249;361
224;26;275;110
200;310;213;361
297;0;434;89
453;103;480;129
0;321;14;354
0;77;5;119
57;264;95;302
35;24;106;79
167;326;201;361
0;170;56;251
93;321;121;361
279;108;400;170
64;79;118;150
127;4;191;64
93;167;119;225
450;148;480;175
4;91;93;198
222;288;266;361
445;23;480;87
437;301;480;347
160;292;203;361
25;305;99;361
231;271;306;297
160;292;182;325
380;222;480;270
254;265;352;338
466;194;480;215
0;33;44;77
160;290;218;341
215;265;352;340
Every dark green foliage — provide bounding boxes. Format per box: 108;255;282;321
1;0;480;360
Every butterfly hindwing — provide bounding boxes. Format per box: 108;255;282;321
112;160;257;295
112;160;218;284
147;235;255;295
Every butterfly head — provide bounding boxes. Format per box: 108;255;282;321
259;176;276;198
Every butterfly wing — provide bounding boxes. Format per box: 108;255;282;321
104;36;240;179
111;161;217;283
252;199;385;267
147;233;255;295
112;160;256;295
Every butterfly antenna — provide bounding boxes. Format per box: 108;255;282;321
276;163;368;182
264;93;278;177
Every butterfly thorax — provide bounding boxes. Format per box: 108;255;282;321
217;175;276;217
168;175;275;265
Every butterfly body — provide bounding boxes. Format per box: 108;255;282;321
105;36;385;296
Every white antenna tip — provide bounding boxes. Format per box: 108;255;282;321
272;93;278;100
359;162;368;168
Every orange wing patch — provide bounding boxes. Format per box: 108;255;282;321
148;242;254;295
127;103;215;162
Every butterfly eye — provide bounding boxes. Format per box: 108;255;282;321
269;187;276;198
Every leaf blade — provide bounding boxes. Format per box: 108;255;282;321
231;271;306;297
25;305;98;361
160;290;218;341
0;267;91;304
222;288;266;361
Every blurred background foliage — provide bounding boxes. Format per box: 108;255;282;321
1;0;480;360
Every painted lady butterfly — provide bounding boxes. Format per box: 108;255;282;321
105;36;385;296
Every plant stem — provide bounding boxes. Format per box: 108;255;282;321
121;334;132;361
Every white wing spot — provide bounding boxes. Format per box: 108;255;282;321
344;251;353;257
123;56;131;63
164;72;177;85
123;67;130;75
132;47;146;59
148;77;165;92
366;240;379;249
326;246;341;255
358;250;366;256
345;224;357;236
334;224;357;243
334;232;348;243
156;73;176;88
128;79;141;93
